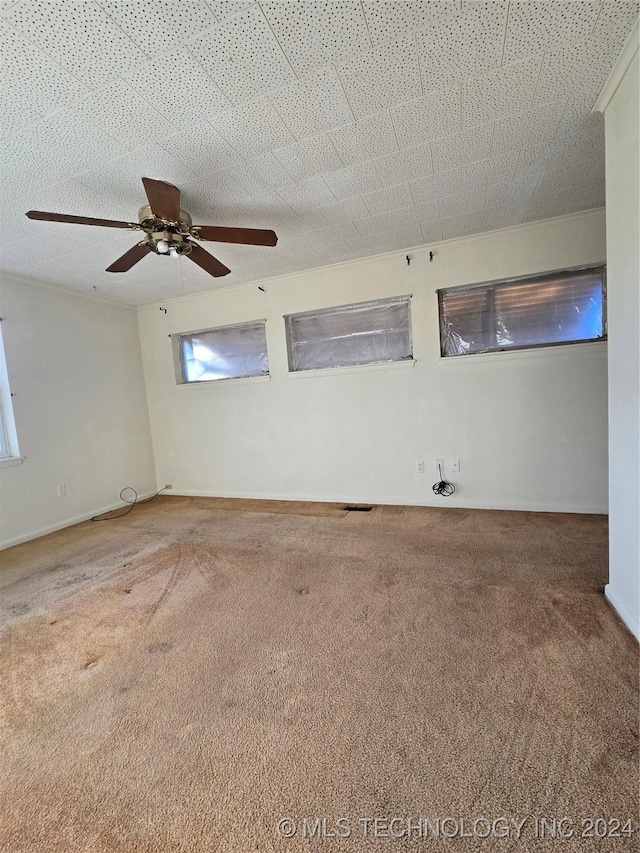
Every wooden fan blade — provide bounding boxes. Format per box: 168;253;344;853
194;225;278;247
106;242;151;273
187;242;231;278
142;177;181;222
26;210;138;229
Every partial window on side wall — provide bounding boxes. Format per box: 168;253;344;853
285;296;413;372
438;265;606;357
171;320;268;384
0;321;19;461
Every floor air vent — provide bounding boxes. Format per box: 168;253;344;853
343;505;373;512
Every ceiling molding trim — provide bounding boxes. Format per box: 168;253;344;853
0;271;137;309
593;16;639;113
137;208;606;311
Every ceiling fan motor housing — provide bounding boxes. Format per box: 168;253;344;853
138;205;194;256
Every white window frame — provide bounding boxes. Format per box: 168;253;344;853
171;319;269;385
284;295;414;374
0;320;21;464
437;264;607;358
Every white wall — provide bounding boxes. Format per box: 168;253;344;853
0;276;157;548
600;37;640;639
138;210;608;514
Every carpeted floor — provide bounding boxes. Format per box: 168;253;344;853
0;497;637;852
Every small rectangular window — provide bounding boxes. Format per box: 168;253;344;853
172;320;268;384
285;296;413;372
438;265;606;357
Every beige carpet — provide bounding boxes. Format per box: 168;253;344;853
0;497;637;852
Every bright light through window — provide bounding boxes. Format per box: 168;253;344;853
0;322;19;459
172;321;269;384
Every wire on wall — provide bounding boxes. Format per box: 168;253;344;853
432;463;455;497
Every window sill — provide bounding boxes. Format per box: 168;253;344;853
288;359;416;380
0;455;24;468
438;340;606;365
177;374;270;389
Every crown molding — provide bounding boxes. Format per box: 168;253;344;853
593;16;639;113
139;208;605;311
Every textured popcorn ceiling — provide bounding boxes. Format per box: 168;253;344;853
0;0;637;305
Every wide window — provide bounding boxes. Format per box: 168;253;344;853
172;320;268;384
438;265;606;357
285;296;413;372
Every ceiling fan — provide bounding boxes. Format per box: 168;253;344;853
25;177;278;278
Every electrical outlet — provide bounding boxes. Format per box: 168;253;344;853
451;458;460;473
57;483;66;497
435;458;444;475
164;483;173;490
416;461;425;474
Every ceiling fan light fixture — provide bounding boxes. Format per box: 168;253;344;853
25;178;274;280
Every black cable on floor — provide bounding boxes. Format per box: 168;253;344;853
91;487;165;521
